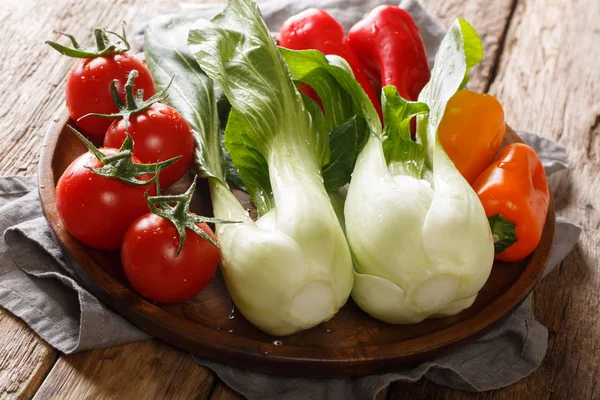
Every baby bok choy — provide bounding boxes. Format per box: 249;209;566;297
345;19;495;324
186;0;355;335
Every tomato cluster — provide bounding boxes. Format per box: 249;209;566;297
48;26;218;304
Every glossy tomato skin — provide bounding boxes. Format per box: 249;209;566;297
55;148;156;251
65;53;155;139
104;103;194;188
121;214;219;303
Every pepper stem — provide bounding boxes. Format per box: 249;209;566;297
488;214;518;253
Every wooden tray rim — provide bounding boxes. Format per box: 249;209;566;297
37;109;556;377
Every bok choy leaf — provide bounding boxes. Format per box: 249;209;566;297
144;14;226;184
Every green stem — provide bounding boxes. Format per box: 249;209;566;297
67;124;179;186
124;70;138;111
103;151;132;163
93;29;106;51
77;72;174;123
145;176;241;254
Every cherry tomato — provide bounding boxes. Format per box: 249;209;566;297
56;148;156;250
121;214;219;303
104;103;194;188
66;53;155;139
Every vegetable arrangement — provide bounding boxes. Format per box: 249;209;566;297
48;0;551;335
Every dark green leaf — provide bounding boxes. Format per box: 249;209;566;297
322;116;366;192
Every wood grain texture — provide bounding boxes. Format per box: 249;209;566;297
32;340;216;399
210;382;244;400
420;0;516;92
0;314;57;400
487;0;600;397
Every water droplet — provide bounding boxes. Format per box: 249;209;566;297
159;109;168;115
272;340;282;346
258;344;271;355
80;76;86;81
151;114;157;118
84;66;90;71
318;320;335;333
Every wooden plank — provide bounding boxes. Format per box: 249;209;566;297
420;0;517;92
210;382;245;400
485;0;600;397
0;314;57;400
33;340;217;399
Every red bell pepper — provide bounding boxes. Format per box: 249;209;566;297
279;8;382;118
348;6;430;102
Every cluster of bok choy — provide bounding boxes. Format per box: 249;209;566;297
144;0;494;335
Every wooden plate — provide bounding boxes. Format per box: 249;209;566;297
38;110;555;377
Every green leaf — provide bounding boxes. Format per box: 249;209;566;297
458;18;484;89
215;92;248;191
488;214;518;253
417;18;483;165
224;109;274;215
280;49;381;147
322;116;366;192
189;0;328;214
144;14;225;183
380;86;429;177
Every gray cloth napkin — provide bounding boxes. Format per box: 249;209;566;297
0;1;582;398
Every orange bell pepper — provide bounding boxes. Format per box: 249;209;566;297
472;143;550;262
438;89;506;183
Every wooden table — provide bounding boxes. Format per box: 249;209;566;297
1;0;597;398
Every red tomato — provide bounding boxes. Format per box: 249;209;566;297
56;148;156;250
66;53;155;139
104;103;194;188
121;214;219;303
